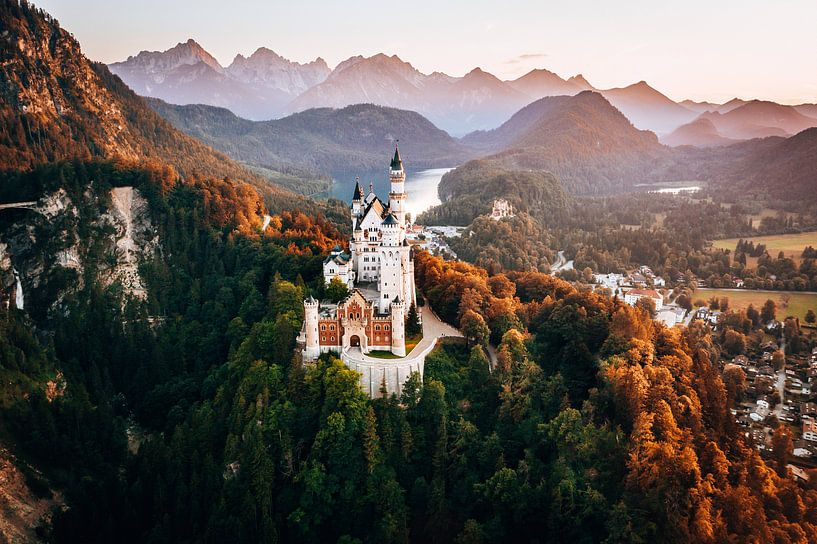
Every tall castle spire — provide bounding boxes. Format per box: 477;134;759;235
390;141;403;172
389;141;407;225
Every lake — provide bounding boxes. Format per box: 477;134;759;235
633;181;705;195
649;185;702;195
330;167;454;219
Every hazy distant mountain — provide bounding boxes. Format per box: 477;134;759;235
226;47;329;97
679;99;720;113
148;100;471;176
109;40;329;120
599;81;697;135
697;100;817;140
717;98;749;113
662;117;737;147
794;103;817;119
287;54;531;135
460;91;674;193
109;41;814;142
506;68;590;99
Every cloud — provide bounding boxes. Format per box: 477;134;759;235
505;53;549;65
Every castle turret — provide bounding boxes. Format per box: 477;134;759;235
388;144;407;227
379;214;402;310
303;296;320;359
351;178;364;220
390;296;406;357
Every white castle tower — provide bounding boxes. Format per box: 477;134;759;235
303;295;320;359
389;145;407;226
390;297;406;357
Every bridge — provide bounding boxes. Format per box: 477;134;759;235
0;201;38;211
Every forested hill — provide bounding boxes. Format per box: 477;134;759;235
708;128;817;203
148;99;472;175
419;160;569;226
0;0;302;208
459;92;685;194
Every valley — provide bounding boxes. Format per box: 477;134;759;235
2;1;817;543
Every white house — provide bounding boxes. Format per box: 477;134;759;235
323;246;355;289
624;288;664;311
594;273;625;290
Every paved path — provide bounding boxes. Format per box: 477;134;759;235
550;250;574;273
344;304;461;364
341;303;462;397
0;201;37;211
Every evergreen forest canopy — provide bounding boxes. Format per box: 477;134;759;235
1;160;816;543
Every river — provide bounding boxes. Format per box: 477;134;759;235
329;167;454;219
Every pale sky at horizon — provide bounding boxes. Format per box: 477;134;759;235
35;0;817;104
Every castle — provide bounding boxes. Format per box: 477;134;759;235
302;146;417;360
490;198;514;220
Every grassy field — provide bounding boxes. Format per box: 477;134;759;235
695;289;817;324
712;231;817;260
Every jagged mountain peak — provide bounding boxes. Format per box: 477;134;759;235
116;38;224;74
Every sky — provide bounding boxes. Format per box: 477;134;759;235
36;0;817;104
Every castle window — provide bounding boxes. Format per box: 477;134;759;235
385;325;390;331
375;335;380;342
384;293;389;298
321;336;326;342
375;324;380;331
329;325;335;331
330;336;335;342
321;324;326;331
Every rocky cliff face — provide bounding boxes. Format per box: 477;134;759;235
0;3;141;162
226;47;329;97
100;187;158;300
0;185;158;316
0;445;63;544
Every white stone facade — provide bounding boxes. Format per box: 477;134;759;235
303;147;417;359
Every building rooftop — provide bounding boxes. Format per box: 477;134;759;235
390;145;403;171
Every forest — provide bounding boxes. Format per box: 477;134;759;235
419;160;817;293
2;161;817;543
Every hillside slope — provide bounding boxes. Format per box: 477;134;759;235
600;81;697;135
0;1;295;205
287;54;532;135
711;128;817;202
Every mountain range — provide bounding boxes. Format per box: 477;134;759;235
148;99;471;178
665;100;817;146
109;39;330;121
108;40;814;139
